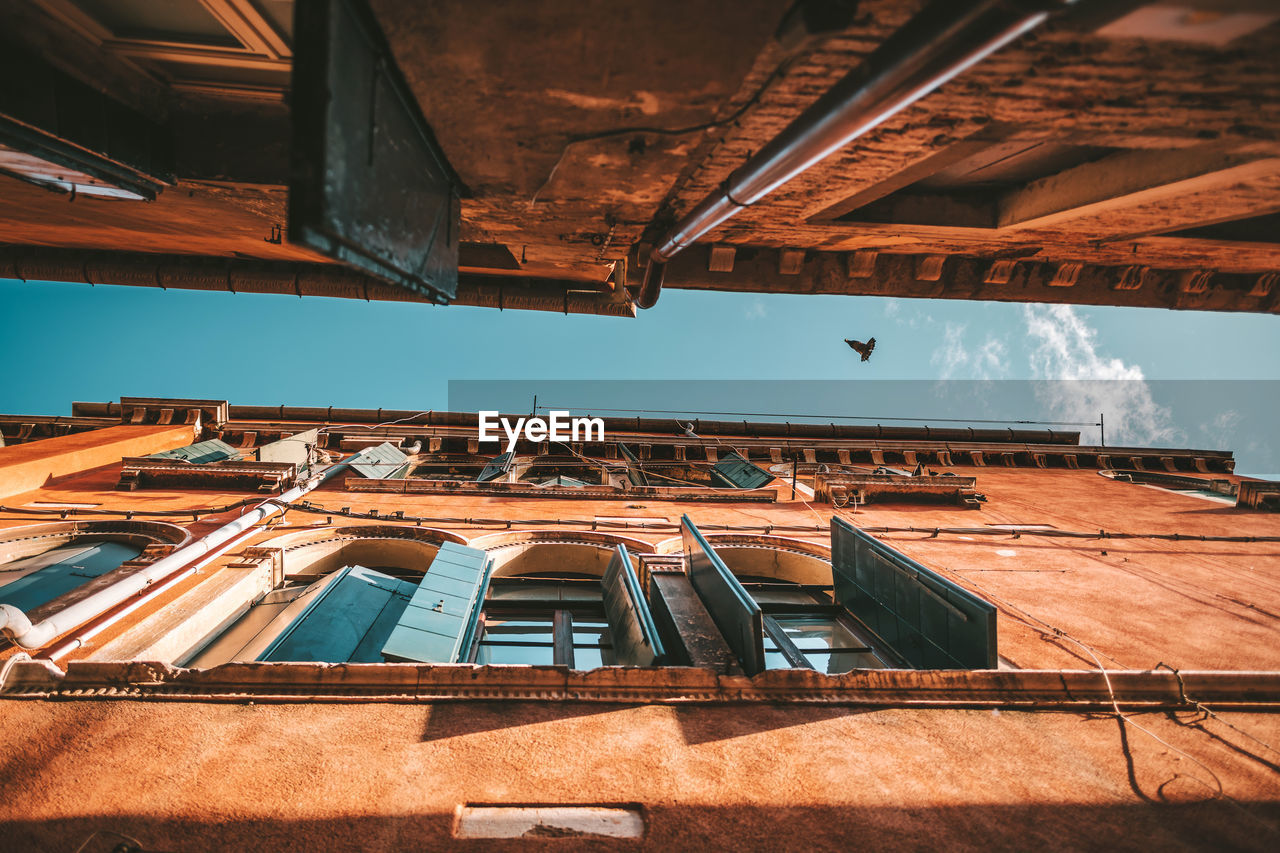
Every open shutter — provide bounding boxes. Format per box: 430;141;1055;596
831;517;997;669
259;565;417;663
710;451;772;489
381;542;491;663
148;439;239;464
681;515;764;675
289;0;461;302
347;442;410;479
477;452;512;482
618;443;648;487
258;429;319;472
601;545;666;666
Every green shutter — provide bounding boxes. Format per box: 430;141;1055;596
347;442;410;479
381;542;491;663
831;517;997;669
710;452;772;489
681;515;764;675
601;545;665;666
477;452;512;482
258;565;417;663
148;439;240;464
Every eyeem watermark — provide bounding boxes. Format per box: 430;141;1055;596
478;411;605;453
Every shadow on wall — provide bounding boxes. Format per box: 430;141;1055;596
7;801;1280;852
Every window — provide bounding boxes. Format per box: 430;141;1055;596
181;564;418;666
738;577;899;672
0;540;142;612
471;574;616;667
680;515;999;674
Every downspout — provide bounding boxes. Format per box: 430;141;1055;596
637;0;1078;308
0;460;350;651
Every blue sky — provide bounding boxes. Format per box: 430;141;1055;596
2;278;1278;475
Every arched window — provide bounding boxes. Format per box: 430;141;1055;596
0;521;186;618
0;541;143;612
677;517;998;674
179;527;469;667
459;535;664;669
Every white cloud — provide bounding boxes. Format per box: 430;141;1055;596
930;322;969;379
1022;304;1176;446
743;300;767;320
930;324;1009;380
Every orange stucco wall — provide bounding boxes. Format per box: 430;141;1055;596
1;419;1278;850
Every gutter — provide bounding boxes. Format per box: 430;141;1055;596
638;0;1079;308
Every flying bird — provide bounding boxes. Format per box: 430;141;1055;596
845;337;876;362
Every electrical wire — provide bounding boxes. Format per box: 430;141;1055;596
528;55;798;206
538;404;1100;429
5;501;1277;544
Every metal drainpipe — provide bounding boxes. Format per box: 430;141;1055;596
37;525;263;662
636;0;1078;309
0;461;349;651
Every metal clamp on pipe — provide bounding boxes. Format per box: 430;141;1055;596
635;0;1079;308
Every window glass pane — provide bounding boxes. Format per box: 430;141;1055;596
804;650;888;673
763;651;794;670
774;616;861;651
481;618;554;642
476;643;555;665
571;618;612;646
571;645;616;669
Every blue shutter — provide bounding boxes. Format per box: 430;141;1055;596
831;517;997;669
710;452;772;489
258;565;417;662
148;439;240;464
477;452;512;482
381;542;491;663
347;442;410;479
681;515;764;675
601;545;665;666
0;542;141;612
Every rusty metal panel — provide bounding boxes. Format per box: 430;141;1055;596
681;515;764;676
831;518;997;669
289;0;461;301
602;545;665;667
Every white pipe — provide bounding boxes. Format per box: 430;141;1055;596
0;461;348;650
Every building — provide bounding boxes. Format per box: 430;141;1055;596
1;396;1278;850
1;0;1278;317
